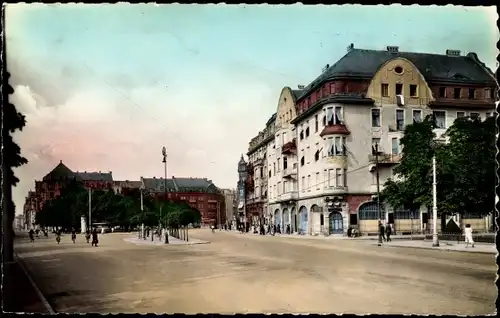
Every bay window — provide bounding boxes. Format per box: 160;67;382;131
325;106;343;125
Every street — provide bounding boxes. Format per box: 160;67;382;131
15;230;496;314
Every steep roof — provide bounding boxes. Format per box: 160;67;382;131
75;171;113;181
142;178;177;192
113;180;142;188
298;48;497;102
266;113;277;126
42;160;76;181
291;89;304;101
142;177;219;193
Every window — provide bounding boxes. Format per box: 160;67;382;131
300;156;305;166
453;88;461;99
305;126;310;137
260;167;263;178
343;169;347;188
468;88;476;100
334;136;346;155
433;111;446;129
283;132;287;144
299;130;304;140
470;112;480;120
413;110;422;123
326;137;334;156
327;169;334;187
301;177;305;192
395;83;403;95
439;87;446;98
269;170;272;178
283;181;287;193
315;115;319;132
381;84;389;97
372;138;381;155
277;158;280;172
307;175;311;190
391;138;399;155
277;182;281;195
316;172;320;190
283;157;288;170
358;202;384;220
306;146;310;163
456;111;466;119
326;107;334;125
273;163;276;175
314;149;320;161
485;88;491;99
409;85;418;97
336;168;343;187
335;106;343;124
322;115;326;126
396;109;405;131
371;109;381;127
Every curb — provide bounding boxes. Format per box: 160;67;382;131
13;252;56;314
372;243;497;255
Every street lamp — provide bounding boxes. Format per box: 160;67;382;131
431;155;439;247
140;181;145;240
162;146;169;244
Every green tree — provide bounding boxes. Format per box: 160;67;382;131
439;116;496;217
2;72;29;261
381;115;445;209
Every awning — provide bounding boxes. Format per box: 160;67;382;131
238;202;244;210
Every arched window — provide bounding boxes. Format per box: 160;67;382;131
359;202;383;220
394;206;421;220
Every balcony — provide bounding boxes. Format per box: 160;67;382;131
282;139;297;155
322;186;347;196
319;124;351;137
276;191;299;203
368;153;401;166
282;163;298;178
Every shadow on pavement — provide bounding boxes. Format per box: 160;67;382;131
3;261;50;313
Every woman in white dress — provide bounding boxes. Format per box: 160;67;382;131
464;224;475;248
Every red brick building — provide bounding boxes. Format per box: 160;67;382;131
32;160;113;212
141;176;226;226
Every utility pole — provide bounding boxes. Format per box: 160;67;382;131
88;187;92;233
375;143;382;246
162;146;169;244
432;156;439;247
140;185;144;239
217;200;221;231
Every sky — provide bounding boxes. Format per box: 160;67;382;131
5;4;498;215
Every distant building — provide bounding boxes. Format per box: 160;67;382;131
221;189;237;226
33;160;114;212
23;190;37;229
112;180;142;196
140;176;226;226
236;156;248;226
14;214;25;231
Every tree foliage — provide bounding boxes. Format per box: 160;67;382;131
35;181;201;231
381;114;495;217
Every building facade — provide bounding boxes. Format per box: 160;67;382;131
221;189;237;227
245;113;277;227
33;160;114;213
23;191;37;230
141;176;225;227
255;46;497;235
236;156;248;226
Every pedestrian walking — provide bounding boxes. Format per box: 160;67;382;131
385;224;392;242
464;224;475;248
85;230;91;243
91;228;99;247
29;229;35;243
71;229;77;244
55;229;61;244
35;228;40;239
377;221;385;245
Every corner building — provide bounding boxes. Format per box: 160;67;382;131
266;46;497;235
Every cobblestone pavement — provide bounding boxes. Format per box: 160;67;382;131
14;230;496;315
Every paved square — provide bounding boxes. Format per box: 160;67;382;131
15;230;496;314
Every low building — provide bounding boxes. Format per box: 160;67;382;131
113;180;142;196
141;176;225;226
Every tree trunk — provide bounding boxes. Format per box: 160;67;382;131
2;163;14;263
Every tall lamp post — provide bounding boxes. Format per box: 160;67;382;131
374;142;383;246
162;146;169;244
88;187;92;233
432;155;439;247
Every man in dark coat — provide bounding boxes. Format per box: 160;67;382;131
91;228;99;247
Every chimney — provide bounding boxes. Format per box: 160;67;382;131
387;46;399;53
297;84;305;89
446;49;461;56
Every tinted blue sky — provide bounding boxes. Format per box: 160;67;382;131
6;4;498;213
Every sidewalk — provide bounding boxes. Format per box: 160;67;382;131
124;235;209;246
373;240;497;254
3;254;54;313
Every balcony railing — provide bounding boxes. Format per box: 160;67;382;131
282;163;298;178
277;191;299;202
282;139;297;155
368;153;401;165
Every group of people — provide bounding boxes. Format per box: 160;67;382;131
377;221;393;243
28;227;99;247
